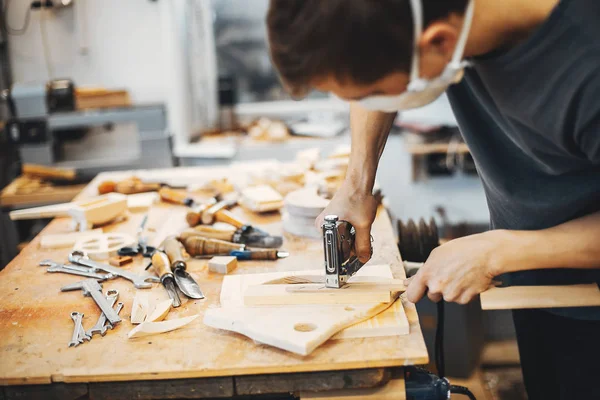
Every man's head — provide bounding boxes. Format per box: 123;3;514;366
267;0;469;101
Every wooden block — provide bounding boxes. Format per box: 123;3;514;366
40;228;103;249
109;256;133;267
300;376;405;400
239;185;284;213
480;284;600;310
208;256;238;274
127;192;160;212
243;283;395;306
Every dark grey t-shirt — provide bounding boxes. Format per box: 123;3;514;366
447;0;600;319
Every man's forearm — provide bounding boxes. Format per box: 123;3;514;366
493;211;600;275
346;103;396;191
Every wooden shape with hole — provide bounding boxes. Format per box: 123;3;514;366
73;233;136;260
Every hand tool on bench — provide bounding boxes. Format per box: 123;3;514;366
61;279;122;325
87;289;119;337
185;198;234;226
69;250;160;289
161;236;204;299
69;311;86;347
98;177;159;195
180;224;283;249
150;250;182;307
182;236;245;257
40;259;115;281
159;187;219;208
21;163;93;185
118;214;156;257
322;215;372;288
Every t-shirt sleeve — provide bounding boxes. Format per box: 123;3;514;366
574;74;600;164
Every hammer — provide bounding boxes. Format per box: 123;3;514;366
186;199;243;228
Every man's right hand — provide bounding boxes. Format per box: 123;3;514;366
315;181;379;263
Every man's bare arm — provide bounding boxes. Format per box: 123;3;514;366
346;103;397;192
316;103;396;262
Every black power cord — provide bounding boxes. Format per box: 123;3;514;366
400;217;478;399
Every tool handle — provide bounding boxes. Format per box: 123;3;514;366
159;187;192;206
185;202;214;227
162;236;190;270
230;249;280;261
184;236;243;256
151;251;173;279
97;180;117;194
22;163;76;181
214;209;245;228
180;226;235;242
115;178;161;195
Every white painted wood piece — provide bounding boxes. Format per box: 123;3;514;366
282;212;321;239
40;229;103;249
208;256;238;274
128;315;199;339
73;233;136;261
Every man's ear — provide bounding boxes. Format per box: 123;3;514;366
419;22;459;61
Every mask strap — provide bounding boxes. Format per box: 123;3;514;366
407;0;423;84
407;0;474;86
450;0;475;67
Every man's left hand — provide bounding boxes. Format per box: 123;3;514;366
405;231;506;304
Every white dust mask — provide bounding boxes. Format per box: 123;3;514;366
358;0;474;112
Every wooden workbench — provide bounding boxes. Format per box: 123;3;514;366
0;162;428;399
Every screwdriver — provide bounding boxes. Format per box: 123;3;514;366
150;250;182;307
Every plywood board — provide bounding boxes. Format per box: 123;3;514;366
244;283;394;306
480;284;600;310
204;300;396;356
220;265;410;339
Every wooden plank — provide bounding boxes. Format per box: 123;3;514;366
236;368;390;395
204;299;397;355
219;265;410;339
480;284;600;310
243;283;394;306
0;164;427;385
300;376;405;400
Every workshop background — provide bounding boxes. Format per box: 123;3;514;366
0;1;524;399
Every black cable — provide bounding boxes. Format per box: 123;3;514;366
3;0;31;36
435;300;445;379
450;384;478;400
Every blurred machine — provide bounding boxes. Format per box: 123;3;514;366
2;80;173;175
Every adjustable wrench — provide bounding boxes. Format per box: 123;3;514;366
68;250;159;289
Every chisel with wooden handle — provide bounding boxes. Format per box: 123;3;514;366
150;251;181;307
183;236;244;257
180;225;283;249
161;236;205;299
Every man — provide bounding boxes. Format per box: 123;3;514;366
266;0;600;398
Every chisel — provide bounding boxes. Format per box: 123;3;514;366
150;250;181;307
188;249;289;261
161;236;204;299
179;225;283;249
182;236;244;257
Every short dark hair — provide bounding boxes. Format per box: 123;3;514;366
267;0;468;98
